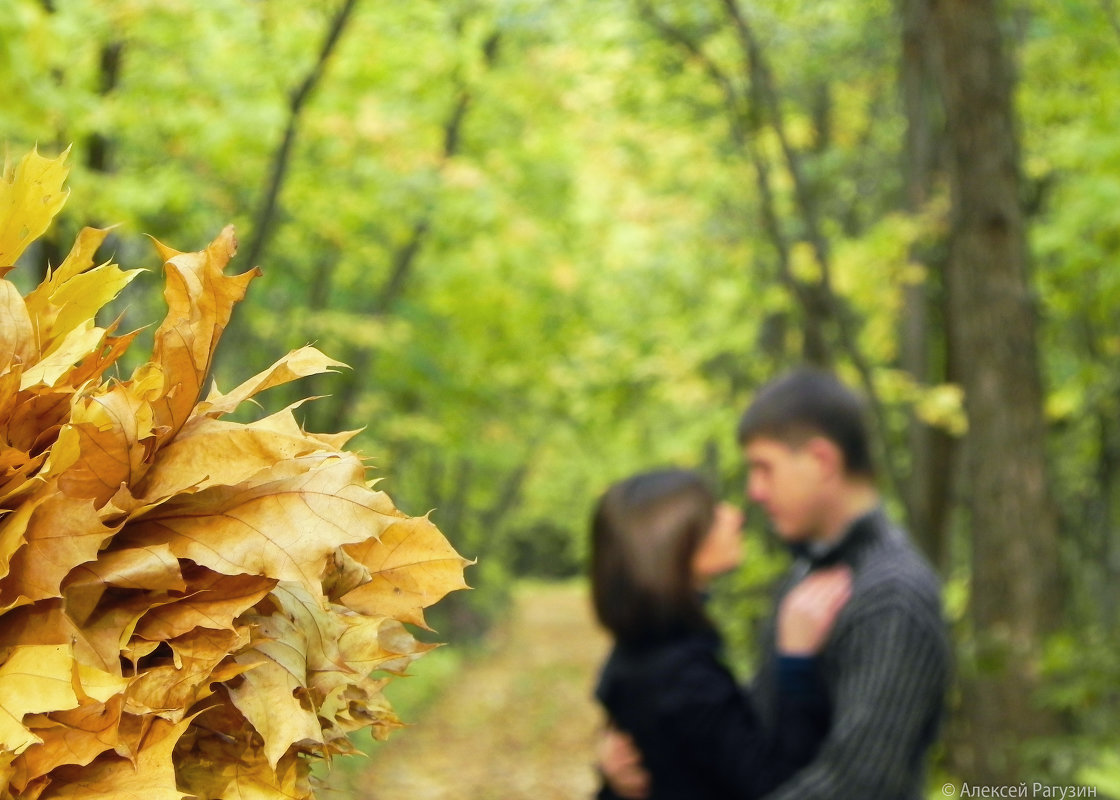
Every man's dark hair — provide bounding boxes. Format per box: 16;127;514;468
737;367;876;478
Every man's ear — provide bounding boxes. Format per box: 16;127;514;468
805;435;844;479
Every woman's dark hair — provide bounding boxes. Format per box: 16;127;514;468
589;468;716;643
737;366;876;479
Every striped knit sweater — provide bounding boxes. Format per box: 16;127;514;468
752;507;952;800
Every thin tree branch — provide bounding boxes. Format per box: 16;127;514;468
635;1;831;363
371;29;498;316
369;83;473;316
87;42;123;174
325;28;503;428
719;0;901;496
719;0;832;277
244;0;361;270
1102;0;1120;40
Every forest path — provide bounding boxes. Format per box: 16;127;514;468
326;581;611;800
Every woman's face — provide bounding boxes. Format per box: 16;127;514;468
691;501;744;583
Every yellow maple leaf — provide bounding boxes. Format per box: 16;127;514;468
126;628;253;721
131;569;275;642
40;716;193;800
64;589;166;677
19;223;141;388
0;492;45;591
343;514;472;628
0;148;69;272
225;580;425;769
175;714;313;800
13;690;123;793
45;366;166;508
65;544;186;595
0;648;76;755
147;226;259;441
0;489;117;609
228;655;323;770
18;323;106;392
15;696;124;793
0;149;470;796
0;601;105;679
134;412;345;503
0;282;36;375
123;453;402;595
193;345;347;421
316;675;401;742
0;645;126;755
60;544;187;643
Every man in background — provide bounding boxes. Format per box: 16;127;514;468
600;367;951;799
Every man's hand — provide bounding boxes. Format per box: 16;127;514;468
596;725;650;799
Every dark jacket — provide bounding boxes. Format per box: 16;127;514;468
752;508;951;800
595;628;829;800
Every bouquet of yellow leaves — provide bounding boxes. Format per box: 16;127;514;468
0;149;469;799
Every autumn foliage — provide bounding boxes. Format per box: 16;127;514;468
0;149;469;799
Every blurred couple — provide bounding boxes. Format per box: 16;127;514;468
589;367;951;800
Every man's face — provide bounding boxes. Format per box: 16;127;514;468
743;436;826;543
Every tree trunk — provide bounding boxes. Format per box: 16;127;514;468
1087;347;1120;634
928;0;1065;781
898;0;954;569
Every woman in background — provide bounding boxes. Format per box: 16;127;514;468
590;468;849;800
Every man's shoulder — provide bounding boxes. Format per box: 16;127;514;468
861;518;939;578
850;522;944;619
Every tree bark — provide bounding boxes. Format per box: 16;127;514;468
928;0;1065;781
1081;329;1120;635
898;0;954;569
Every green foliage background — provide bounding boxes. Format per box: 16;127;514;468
3;0;1118;791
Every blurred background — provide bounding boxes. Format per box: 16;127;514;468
3;0;1118;795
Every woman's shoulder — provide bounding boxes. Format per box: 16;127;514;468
599;629;723;689
620;627;722;664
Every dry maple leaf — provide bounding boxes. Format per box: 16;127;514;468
0;147;69;272
0;148;470;800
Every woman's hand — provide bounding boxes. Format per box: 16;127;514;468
596;725;650;799
776;566;852;656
